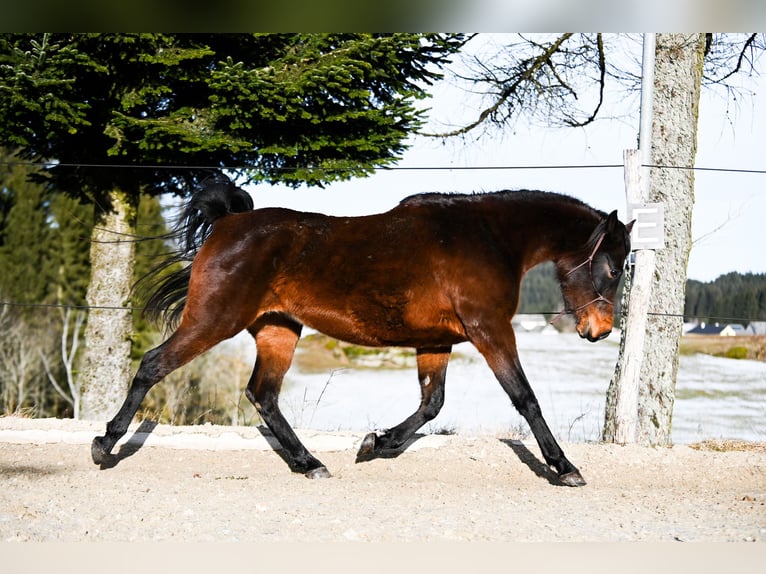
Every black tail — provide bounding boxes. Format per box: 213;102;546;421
140;174;254;329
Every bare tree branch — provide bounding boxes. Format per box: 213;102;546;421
421;33;764;143
563;33;605;128
704;33;760;85
421;33;574;138
39;350;74;408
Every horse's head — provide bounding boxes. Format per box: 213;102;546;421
557;210;634;342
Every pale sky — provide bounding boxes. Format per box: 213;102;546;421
244;35;765;283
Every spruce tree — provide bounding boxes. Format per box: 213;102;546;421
47;193;92;307
0;33;464;419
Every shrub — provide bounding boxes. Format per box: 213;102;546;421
724;346;748;360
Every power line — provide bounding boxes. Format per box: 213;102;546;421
646;311;765;324
1;160;766;175
0;301;144;312
644;164;766;175
1;300;764;324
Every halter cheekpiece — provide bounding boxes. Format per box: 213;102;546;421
551;232;612;324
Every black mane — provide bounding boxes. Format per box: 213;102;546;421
399;189;603;216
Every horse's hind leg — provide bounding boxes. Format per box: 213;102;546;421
245;319;330;479
91;324;231;466
356;346;450;462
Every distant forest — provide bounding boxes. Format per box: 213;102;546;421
518;264;766;325
684;272;766;324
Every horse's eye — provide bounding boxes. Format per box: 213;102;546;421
609;267;620;279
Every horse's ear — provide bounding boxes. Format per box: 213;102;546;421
604;210;620;233
603;210;635;239
588;210;618;243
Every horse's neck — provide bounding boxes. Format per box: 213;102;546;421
488;200;599;272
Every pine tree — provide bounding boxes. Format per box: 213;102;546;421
0;33;464;419
47;193;92;306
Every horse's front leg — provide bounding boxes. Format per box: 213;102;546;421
246;321;330;479
357;346;451;462
473;328;586;487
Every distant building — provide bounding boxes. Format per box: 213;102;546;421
746;321;766;335
686;322;747;336
682;322;698;334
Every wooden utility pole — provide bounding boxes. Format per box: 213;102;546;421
610;151;657;443
604;34;657;444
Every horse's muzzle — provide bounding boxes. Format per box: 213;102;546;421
575;308;614;342
577;320;612;342
585;329;611;342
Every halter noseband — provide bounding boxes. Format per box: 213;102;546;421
551;232;612;324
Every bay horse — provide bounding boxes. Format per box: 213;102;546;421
92;176;633;487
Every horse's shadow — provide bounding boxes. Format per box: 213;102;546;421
97;420;158;470
500;439;563;486
97;423;564;487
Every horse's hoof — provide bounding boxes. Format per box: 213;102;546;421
91;437;109;465
355;432;378;463
305;466;332;479
559;470;587;487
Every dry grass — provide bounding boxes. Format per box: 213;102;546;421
689;439;766;453
680;335;766;362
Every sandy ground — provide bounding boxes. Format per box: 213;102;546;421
0;416;764;543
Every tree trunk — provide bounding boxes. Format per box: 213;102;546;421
636;33;705;444
78;190;138;421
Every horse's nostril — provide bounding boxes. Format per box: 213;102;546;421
587;329;611;342
578;321;611;342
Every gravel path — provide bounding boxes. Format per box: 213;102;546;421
1;417;764;542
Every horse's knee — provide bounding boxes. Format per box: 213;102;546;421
421;383;445;420
422;399;443;421
245;387;264;413
246;384;278;418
